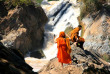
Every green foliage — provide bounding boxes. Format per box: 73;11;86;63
102;53;110;62
35;0;43;4
80;0;107;19
0;0;44;9
48;0;59;1
0;0;32;6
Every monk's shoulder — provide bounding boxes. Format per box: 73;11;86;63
71;27;79;33
66;38;69;40
56;38;64;41
75;27;79;30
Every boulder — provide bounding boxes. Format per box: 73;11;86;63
0;4;48;56
0;43;37;74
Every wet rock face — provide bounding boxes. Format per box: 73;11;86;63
82;13;110;55
0;5;48;55
0;44;37;74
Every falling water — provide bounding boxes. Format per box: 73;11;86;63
43;1;80;60
25;0;80;72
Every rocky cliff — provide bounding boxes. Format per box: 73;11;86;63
80;6;110;55
82;11;110;55
38;45;110;74
0;42;37;74
0;2;48;57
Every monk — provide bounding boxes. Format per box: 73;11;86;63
54;32;72;67
70;25;85;49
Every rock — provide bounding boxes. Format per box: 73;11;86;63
39;46;110;74
0;1;8;17
0;43;37;74
82;11;110;55
39;45;110;74
30;50;45;59
0;4;48;56
83;66;110;74
0;34;3;40
39;58;83;74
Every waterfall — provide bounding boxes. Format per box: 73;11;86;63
25;0;80;72
43;0;80;60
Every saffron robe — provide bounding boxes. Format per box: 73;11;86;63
56;32;71;64
71;27;80;42
71;27;85;42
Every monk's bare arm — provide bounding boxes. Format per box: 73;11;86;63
54;39;57;43
54;34;57;43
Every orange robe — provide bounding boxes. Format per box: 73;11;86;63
71;27;80;42
71;27;85;42
77;37;85;42
56;32;71;64
66;38;71;54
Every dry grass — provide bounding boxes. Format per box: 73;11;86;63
102;53;110;62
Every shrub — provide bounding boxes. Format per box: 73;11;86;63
35;0;43;4
80;0;108;19
0;0;43;17
0;0;33;17
102;53;110;62
0;0;43;6
2;0;32;6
